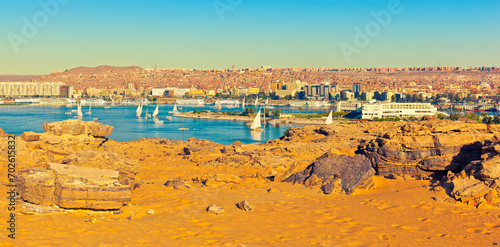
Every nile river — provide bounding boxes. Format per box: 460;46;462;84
0;104;324;145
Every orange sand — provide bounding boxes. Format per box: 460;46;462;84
2;159;500;247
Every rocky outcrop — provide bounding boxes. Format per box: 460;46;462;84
61;149;140;174
436;139;500;207
16;163;131;210
21;131;41;142
42;119;113;137
363;122;494;177
451;178;491;203
284;153;375;195
475;155;500;180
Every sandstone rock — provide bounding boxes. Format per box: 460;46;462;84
233;141;243;147
237;200;253;212
364;129;488;177
221;146;235;154
215;174;242;184
147;209;154;214
21;131;40;142
207;204;224;215
164;180;190;189
43;119;113;137
62;149;140;174
451;178;491;202
274;160;312;182
39;144;72;156
285;153;375;195
44;136;63;145
183;146;219;155
476;156;500;180
16;163;131;210
19;202;62;215
322;179;343;194
0;127;5;135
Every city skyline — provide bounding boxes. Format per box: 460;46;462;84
1;0;499;75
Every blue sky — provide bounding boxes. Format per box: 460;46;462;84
1;0;499;74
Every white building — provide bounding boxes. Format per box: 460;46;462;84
361;102;437;119
0;82;63;97
176;99;205;105
336;99;364;112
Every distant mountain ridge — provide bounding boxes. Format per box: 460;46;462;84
59;65;143;75
0;75;41;82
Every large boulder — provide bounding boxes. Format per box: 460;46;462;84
451;177;491;203
16;163;131;210
363;122;492;177
476;156;500;180
43;119;113;138
284;153;375;195
21;131;41;142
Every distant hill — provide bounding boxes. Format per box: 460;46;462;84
0;75;41;82
59;65;143;75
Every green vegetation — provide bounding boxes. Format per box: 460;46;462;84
243;107;255;116
372;117;402;122
292;111;345;119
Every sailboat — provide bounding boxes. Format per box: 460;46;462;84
169;104;179;115
145;108;151;119
136;104;142;118
86;105;92;115
325;110;333;125
75;102;83;118
254;97;259;106
242;98;246;109
152;105;159;118
213;99;221;110
249;109;263;131
265;98;275;109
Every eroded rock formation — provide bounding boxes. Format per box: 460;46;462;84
284;153;375;195
43;119;113;137
363;122;495;177
16;163;131;210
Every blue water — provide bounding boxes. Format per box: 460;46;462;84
0;104;320;145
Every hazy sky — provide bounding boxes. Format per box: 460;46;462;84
1;0;499;74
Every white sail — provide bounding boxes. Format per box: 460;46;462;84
325;110;333;125
173;104;178;114
136;104;142;117
145;108;149;119
152;105;159;117
77;103;83;117
242;98;245;109
250;110;262;130
87;105;92;115
265;98;269;105
254;97;259;106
